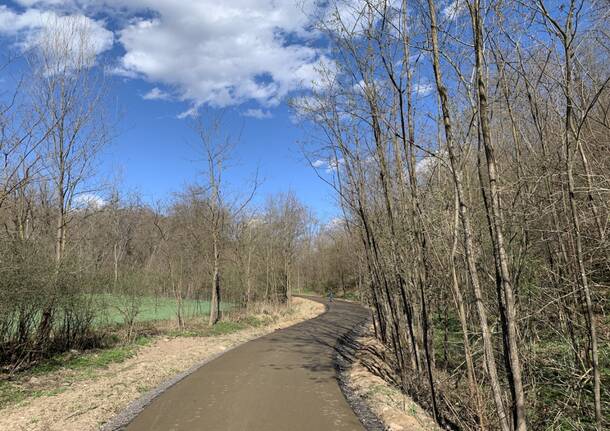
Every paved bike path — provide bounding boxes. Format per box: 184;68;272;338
124;298;368;431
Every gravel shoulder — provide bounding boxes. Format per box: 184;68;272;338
338;322;439;431
0;297;324;431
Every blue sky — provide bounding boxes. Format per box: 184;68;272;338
0;0;470;221
99;74;337;220
0;0;341;221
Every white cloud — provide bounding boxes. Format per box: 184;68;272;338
311;157;344;174
3;1;328;108
414;82;434;97
326;217;345;229
114;0;324;108
142;87;171;100
73;193;106;209
107;65;140;79
291;94;329;122
176;106;199;120
416;157;433;173
0;5;113;58
242;108;273;119
415;153;444;177
324;0;403;35
352;79;366;94
442;0;467;21
325;1;371;34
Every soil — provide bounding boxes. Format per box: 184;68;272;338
343;324;439;431
0;297;324;431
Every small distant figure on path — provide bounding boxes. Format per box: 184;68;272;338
327;290;334;303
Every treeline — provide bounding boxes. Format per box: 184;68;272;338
0;16;338;370
296;1;609;430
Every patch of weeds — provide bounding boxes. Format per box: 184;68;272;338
63;346;136;371
136;384;150;393
208;321;247;336
340;291;360;301
239;315;274;328
134;335;153;346
166;328;205;338
28;345;137;378
368;383;394;398
0;381;67;408
296;288;318;296
367;383;404;409
0;335;150;409
0;380;29;408
163;313;276;339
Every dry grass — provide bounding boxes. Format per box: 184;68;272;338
346;324;439;431
0;297;324;431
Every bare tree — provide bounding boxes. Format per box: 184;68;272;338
28;15;109;346
192;113;257;325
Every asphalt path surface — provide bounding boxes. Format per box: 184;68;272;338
124;297;369;431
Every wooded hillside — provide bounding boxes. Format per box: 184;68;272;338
295;1;609;429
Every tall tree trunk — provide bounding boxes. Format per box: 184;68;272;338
450;191;484;428
209;230;221;326
563;34;602;431
469;2;527;429
427;1;510;428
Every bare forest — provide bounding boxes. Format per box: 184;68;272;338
0;16;341;374
295;0;609;430
0;1;608;430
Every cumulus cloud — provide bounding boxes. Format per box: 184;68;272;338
416;157;434;173
291;94;330;123
0;5;113;58
326;217;345;229
114;0;324;108
242;108;273;119
3;1;329;109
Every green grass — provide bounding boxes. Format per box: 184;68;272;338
0;381;66;409
93;294;232;327
29;343;141;376
0;380;29;408
166;315;274;338
207;320;247;336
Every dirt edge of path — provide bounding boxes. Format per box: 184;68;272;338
336;318;387;431
335;319;439;431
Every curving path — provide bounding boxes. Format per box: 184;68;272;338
123;297;369;431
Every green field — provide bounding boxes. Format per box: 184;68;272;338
93;294;231;326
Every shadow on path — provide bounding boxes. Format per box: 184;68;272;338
121;298;369;431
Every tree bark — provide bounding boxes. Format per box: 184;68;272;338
427;1;510;428
469;2;527;428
